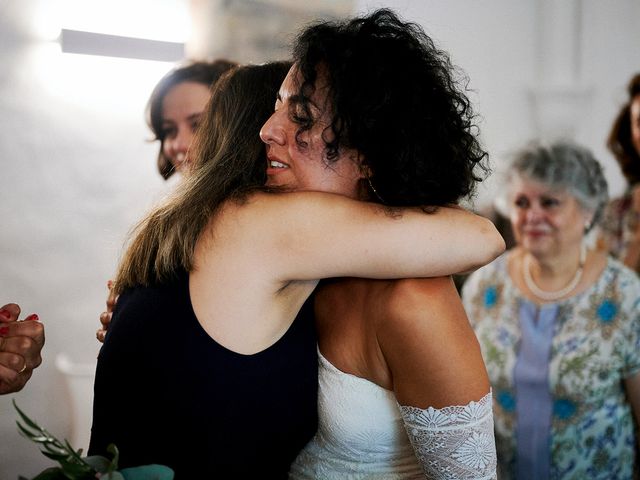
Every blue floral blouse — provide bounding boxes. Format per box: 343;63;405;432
462;254;640;479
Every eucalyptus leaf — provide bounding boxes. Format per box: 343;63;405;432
16;420;40;440
59;462;92;477
13;399;42;431
84;455;111;472
43;445;67;454
40;450;68;462
64;439;84;461
14;402;171;480
101;472;125;480
106;444;120;472
120;465;175;480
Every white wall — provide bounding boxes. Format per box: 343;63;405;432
0;1;173;477
0;0;638;477
356;0;640;202
578;0;640;196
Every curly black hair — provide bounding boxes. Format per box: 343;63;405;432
291;8;488;207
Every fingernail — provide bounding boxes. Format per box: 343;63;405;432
25;314;39;322
0;326;9;336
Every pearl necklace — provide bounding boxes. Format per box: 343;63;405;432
523;245;586;301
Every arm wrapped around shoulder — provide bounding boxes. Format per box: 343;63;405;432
398;390;497;480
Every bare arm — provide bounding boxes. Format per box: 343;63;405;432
192;192;503;354
376;277;497;478
230;191;504;283
377;277;490;407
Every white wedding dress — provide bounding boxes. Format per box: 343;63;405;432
289;349;497;479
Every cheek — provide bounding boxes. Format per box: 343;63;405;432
565;215;586;238
632;124;640;145
184;130;196;145
509;211;524;229
162;141;173;159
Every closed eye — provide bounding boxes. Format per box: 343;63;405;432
188;113;202;132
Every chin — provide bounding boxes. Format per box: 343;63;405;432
265;177;282;187
523;239;551;255
266;178;296;191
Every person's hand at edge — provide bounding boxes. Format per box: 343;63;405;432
0;303;44;394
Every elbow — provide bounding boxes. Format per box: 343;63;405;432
451;215;505;276
481;218;506;264
466;218;505;271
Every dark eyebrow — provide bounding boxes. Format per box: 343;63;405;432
290;94;319;112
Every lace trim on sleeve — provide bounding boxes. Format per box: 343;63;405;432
398;390;497;480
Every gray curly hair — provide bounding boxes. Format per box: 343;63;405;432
506;141;609;232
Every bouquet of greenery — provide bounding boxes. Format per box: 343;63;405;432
13;400;174;480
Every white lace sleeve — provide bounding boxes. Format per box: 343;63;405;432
398;390;497;479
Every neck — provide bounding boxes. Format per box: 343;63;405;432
530;249;582;282
522;244;586;301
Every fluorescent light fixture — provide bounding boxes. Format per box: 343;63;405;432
60;29;184;61
33;0;190;44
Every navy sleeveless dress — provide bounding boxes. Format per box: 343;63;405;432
89;271;318;479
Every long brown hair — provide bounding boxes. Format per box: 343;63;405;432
115;62;292;293
607;73;640;185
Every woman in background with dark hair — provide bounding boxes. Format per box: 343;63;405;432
146;59;236;179
599;73;640;274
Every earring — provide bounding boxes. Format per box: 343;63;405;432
367;176;385;204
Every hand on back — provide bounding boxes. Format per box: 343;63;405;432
96;281;118;343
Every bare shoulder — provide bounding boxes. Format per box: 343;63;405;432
375;277;471;374
205;191;301;237
214;190;276;219
380;277;465;329
375;277;489;408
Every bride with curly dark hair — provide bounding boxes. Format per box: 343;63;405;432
262;9;500;479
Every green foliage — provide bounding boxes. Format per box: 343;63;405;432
13;400;174;480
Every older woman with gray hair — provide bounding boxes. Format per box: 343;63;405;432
462;141;640;478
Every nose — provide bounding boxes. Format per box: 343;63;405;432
525;204;543;223
259;110;285;146
172;127;192;154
